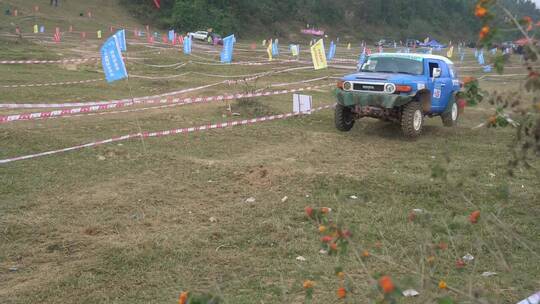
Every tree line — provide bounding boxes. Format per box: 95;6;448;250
121;0;540;42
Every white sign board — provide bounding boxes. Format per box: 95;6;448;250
293;94;312;114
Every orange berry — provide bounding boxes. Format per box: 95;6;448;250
330;242;338;251
479;26;490;40
427;256;435;263
321;236;333;243
439;280;448;289
337;271;345;280
303;280;315;289
438;242;448;250
321;207;330;214
362;250;370;257
462;76;475;85
337;287;347;299
475;5;488;18
178;292;188;304
469;210;481;223
319;225;327;233
379;276;395;294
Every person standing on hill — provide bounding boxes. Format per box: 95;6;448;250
50;0;59;7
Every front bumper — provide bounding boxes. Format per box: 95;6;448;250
335;89;413;109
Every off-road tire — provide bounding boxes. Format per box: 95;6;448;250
441;99;459;127
401;102;424;138
335;104;355;132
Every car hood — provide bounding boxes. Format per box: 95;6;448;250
342;72;421;84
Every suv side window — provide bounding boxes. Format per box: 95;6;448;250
428;62;439;77
437;60;450;77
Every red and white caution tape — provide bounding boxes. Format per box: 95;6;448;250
0;82;226;109
0;58;98;64
0;84;333;123
0;68;319;109
0;78;102;88
0;104;334;164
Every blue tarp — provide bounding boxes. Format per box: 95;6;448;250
420;39;446;48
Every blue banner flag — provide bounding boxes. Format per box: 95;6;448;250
272;40;279;56
115;29;126;52
39;25;45;33
357;48;366;71
100;36;128;83
478;50;485;65
327;41;336;60
183;36;192;54
220;34;235;63
168;30;175;43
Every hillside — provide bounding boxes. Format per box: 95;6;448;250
121;0;540;42
1;0;539;303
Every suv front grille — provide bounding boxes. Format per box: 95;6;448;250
353;83;385;92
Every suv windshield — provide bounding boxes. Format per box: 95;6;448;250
361;56;424;75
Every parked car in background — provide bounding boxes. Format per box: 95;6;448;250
188;30;209;41
406;39;421;47
208;33;223;45
375;39;396;48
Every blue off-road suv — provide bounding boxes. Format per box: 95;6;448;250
335;53;461;137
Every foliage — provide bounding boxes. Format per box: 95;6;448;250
462;0;540;173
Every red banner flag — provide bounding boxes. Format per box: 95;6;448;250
153;0;161;9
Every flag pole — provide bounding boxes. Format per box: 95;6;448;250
123;38;148;154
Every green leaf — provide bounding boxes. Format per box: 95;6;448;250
437;297;455;304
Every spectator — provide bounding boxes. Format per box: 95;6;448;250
50;0;58;7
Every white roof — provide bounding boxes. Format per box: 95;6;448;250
370;53;454;65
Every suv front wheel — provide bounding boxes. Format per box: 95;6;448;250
335;104;355;132
441;100;459;127
401;102;424;138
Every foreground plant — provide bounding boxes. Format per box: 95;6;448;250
460;0;540;173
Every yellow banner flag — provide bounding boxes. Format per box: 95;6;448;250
33;24;38;34
347;43;351;50
310;39;328;70
267;39;273;61
446;46;454;58
97;30;102;39
262;39;266;46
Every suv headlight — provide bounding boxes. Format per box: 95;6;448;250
343;81;352;91
384;83;396;94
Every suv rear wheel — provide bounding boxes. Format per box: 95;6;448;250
335;104;355;132
401;102;424;138
441;100;459;127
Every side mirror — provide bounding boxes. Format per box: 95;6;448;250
432;68;442;78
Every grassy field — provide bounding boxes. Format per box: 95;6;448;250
0;2;539;304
